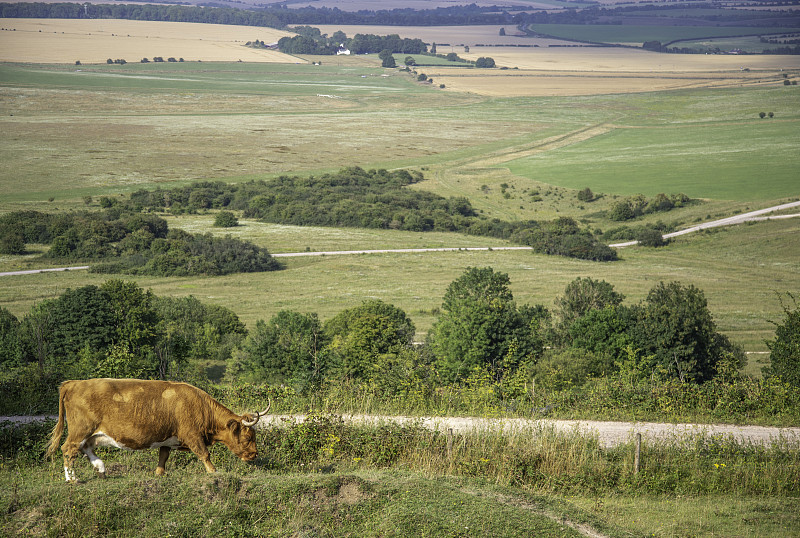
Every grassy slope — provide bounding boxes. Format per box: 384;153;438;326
1;61;799;352
2;440;797;537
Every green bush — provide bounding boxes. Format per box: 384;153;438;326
213;210;238;227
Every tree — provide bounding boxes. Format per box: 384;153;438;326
555;277;625;331
631;281;741;383
404;56;416;66
764;293;800;386
636;228;667;247
608;199;635;221
475;57;495;68
0;230;25;254
428;267;545;382
324;300;415;381
499;28;506;36
379;49;396;68
759;112;766;119
238;310;326;390
0;307;22;367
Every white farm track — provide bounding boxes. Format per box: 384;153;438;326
0;200;799;277
3;413;798;449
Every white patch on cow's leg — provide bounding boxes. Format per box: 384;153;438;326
64;466;77;482
82;443;106;477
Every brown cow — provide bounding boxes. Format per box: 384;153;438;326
46;378;270;481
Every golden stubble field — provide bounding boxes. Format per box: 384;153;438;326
0;18;298;63
312;24;800;96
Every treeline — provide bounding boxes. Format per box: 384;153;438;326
127;167;616;261
4;271;798;423
0;2;515;27
278;26;427;55
0;208;281;276
2;2;796;32
0;280;247;412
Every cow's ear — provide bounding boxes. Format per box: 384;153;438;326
227;419;240;434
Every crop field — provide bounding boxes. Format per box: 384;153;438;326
0;18;296;63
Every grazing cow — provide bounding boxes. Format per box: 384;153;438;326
46;378;270;481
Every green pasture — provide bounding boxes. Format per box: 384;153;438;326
0;61;418;96
504;119;800;201
2;216;798;352
678;35;798;53
527;23;800;45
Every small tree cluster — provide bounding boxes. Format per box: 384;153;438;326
379;49;396;68
607;193;691;221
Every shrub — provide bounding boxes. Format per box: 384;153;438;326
577;187;594;202
213;210;238;228
636;228;667;247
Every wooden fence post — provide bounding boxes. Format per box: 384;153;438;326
447;428;453;459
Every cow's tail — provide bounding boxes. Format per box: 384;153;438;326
46;382;68;459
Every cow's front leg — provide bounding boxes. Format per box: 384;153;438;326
156;446;170;476
186;439;216;473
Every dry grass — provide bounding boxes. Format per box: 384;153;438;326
0;18;297;63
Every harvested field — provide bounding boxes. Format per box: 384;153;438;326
0;18;297;63
312;26;800;95
420;66;792;96
459;46;800;72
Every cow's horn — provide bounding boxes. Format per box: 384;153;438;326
242;398;271;427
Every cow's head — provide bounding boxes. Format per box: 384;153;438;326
223;401;270;462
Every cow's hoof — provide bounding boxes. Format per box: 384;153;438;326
98;472;106;479
155;468;166;476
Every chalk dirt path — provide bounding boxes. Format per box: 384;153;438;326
259;414;800;448
4;414;797;448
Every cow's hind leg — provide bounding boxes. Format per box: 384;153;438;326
81;438;106;478
156;447;170;476
61;438;82;482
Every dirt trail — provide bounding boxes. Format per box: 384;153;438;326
5;414;797;448
260;414;799;449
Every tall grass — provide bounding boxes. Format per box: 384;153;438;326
4;414;797;498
